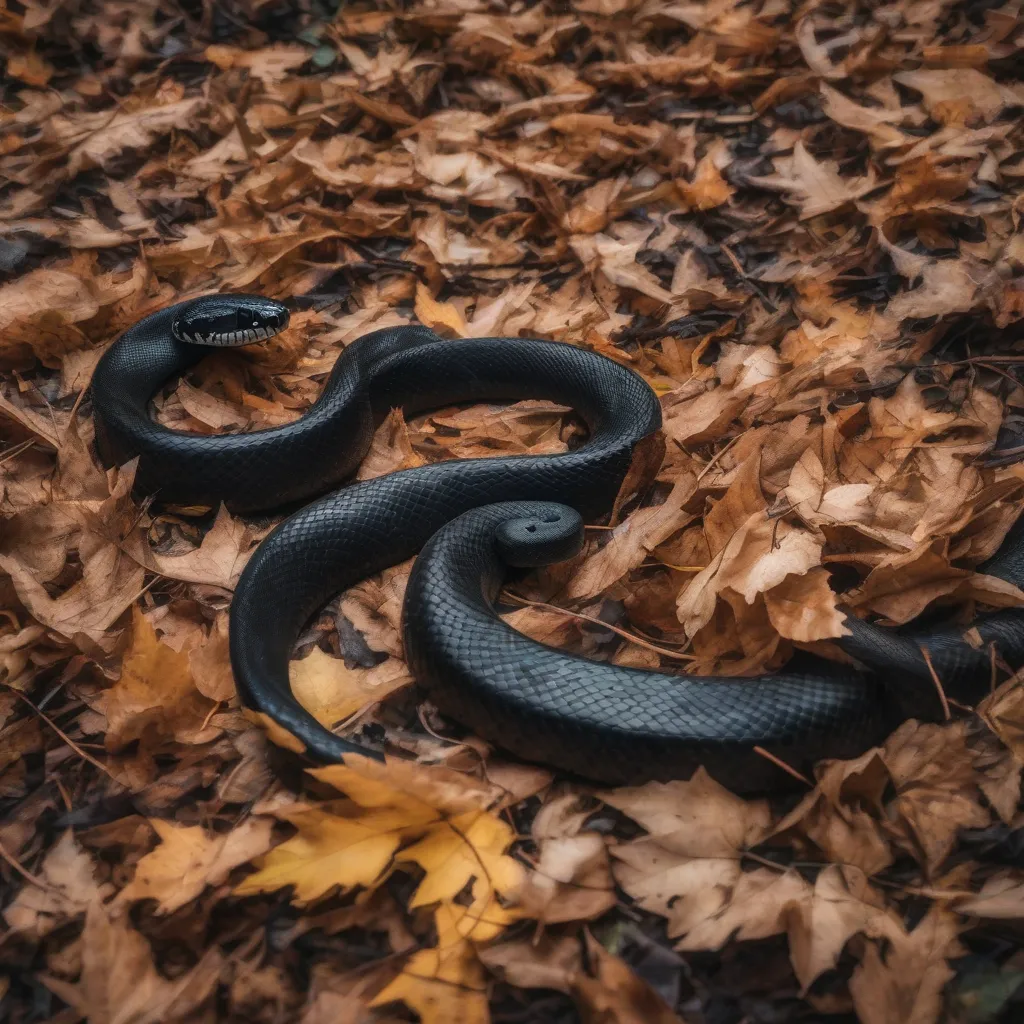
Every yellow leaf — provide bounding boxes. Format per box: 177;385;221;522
399;810;524;909
121;819;274;914
370;903;490;1024
414;281;467;337
243;709;306;754
233;807;404;904
290;648;409;728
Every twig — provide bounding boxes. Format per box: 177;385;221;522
502;593;696;662
0;837;63;895
9;689;117;780
919;645;951;721
752;746;812;786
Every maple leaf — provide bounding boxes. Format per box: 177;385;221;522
58;97;207;175
370;903;489;1024
602;768;771;857
786;865;904;994
894;69;1024;125
120;818;274;914
235;757;523;925
849;904;966;1024
746;141;877;219
0;539;145;653
92;607;220;751
233;805;409;904
41;900;223;1024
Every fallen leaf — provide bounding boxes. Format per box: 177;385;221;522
120;818;274;914
92;607;220;751
290;647;411;728
370;903;489;1024
127;505;257;590
747;141;877;219
568;474;697;600
849;904;966;1024
4;831;111;936
41;900;223;1024
572;933;689;1023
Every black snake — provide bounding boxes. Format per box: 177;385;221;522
90;294;1024;790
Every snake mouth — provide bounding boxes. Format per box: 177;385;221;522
175;323;287;346
171;295;290;348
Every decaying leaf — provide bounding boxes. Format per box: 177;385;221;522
41;900;223;1024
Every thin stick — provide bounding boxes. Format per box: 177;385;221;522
0;837;62;895
919;645;951;721
697;433;741;482
753;746;812;786
10;689;117;779
502;594;696;662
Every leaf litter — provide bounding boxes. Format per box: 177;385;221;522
3;1;1024;1022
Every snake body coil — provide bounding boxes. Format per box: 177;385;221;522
90;295;1024;790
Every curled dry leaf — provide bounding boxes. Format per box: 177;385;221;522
125;505;259;591
518;792;617;924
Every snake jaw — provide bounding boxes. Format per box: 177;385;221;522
172;295;290;348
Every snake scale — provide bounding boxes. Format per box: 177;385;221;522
89;294;1024;790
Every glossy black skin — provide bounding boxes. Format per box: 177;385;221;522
171;294;289;347
89;295;1024;790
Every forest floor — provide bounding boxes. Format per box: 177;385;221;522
3;1;1024;1022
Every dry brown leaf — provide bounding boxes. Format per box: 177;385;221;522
4;831;112;937
785;865;904;993
41;900;223;1024
61;97;207;174
518;793;617;924
602;767;771;857
747;141;877;219
92;607;220;752
1;539;144;653
676;513;823;638
572;933;689;1024
849;905;966;1024
568;473;697;600
126;505;257;590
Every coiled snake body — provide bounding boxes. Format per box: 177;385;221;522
91;295;1024;790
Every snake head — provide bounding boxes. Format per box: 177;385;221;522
172;294;290;347
495;504;583;568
